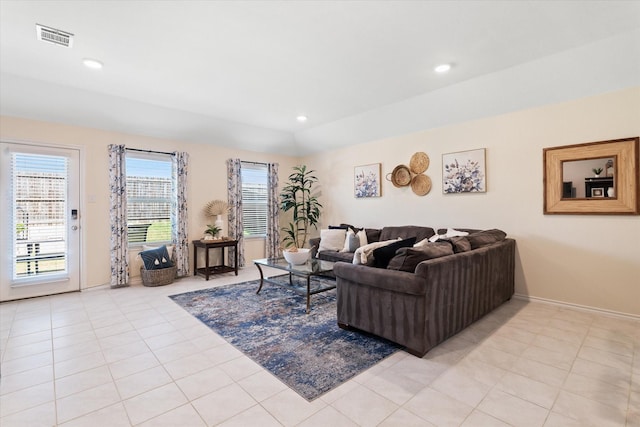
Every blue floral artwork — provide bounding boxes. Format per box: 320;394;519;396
354;163;381;198
442;148;486;193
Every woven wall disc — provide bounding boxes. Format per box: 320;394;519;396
409;152;430;174
390;165;412;187
411;174;432;196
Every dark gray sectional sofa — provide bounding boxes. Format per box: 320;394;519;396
310;225;516;357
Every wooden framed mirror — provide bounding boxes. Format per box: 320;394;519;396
543;137;639;215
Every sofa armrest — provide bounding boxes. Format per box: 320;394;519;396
333;263;428;296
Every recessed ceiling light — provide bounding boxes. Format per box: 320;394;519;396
82;58;103;69
434;64;451;73
296;115;308;122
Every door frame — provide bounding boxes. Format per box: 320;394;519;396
0;139;86;301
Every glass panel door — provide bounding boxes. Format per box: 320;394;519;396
0;142;80;301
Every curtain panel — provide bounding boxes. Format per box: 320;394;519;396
226;158;245;267
172;152;189;276
108;144;129;288
266;163;280;258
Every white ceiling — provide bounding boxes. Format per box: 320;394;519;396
1;1;639;156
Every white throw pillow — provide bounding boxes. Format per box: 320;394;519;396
356;229;368;247
445;228;469;238
318;229;347;252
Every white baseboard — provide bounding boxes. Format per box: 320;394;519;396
513;293;639;321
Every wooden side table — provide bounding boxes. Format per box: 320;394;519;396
192;239;238;280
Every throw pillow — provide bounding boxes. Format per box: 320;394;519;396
387;242;454;272
429;228;470;242
372;237;417;269
318;228;347;252
356;229;368;247
466;229;507;249
328;224;349;230
340;229;362;252
143;244;174;259
139;245;173;270
440;236;471;253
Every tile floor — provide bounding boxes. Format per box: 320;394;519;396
0;268;638;426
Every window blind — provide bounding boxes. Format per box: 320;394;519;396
125;152;174;244
241;162;268;237
11;153;68;278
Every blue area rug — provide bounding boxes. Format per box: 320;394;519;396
169;276;400;400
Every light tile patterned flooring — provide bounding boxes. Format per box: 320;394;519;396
1;268;638;426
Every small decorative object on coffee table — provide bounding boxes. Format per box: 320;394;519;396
254;257;335;313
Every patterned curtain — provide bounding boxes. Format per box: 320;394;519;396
266;162;280;258
172;152;189;276
108;144;128;288
226;158;244;267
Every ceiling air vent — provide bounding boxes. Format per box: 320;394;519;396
36;24;74;48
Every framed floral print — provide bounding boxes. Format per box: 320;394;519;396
442;148;486;194
354;163;381;198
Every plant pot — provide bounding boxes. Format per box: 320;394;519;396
283;248;311;265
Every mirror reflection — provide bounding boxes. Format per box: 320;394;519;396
562;157;615;199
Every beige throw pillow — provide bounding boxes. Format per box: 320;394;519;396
318;229;347;252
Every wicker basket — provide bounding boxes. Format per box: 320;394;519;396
386;164;412;187
140;265;177;287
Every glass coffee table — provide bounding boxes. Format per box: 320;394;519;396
254;257;336;313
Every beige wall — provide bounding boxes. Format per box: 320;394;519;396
2;87;638;315
0;116;298;287
303;87;640;316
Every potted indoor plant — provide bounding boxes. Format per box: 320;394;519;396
203;224;221;240
280;165;322;264
592;167;603;177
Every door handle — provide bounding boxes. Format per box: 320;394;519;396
71;225;78;231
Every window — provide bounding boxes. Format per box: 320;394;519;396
11;153;68;278
241;162;268;237
126;151;174;244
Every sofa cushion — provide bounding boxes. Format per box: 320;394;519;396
466;229;507;249
365;228;381;244
387;242;454;272
379;226;435;243
318;251;354;263
373;237;417;268
318;228;347;252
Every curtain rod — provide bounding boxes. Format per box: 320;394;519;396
241;160;268;166
126;148;175;156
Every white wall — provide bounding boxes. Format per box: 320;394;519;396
0;116;298;288
304;87;640;316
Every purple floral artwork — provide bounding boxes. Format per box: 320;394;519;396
442;148;486;193
354;163;381;198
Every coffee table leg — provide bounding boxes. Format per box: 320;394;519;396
306;275;311;313
256;263;265;294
